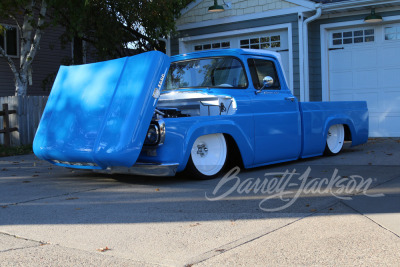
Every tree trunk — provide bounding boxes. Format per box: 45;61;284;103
0;0;47;96
15;75;28;96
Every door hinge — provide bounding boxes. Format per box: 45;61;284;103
329;47;344;51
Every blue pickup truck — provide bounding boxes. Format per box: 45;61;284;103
33;49;368;179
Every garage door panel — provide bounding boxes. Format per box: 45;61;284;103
330;92;353;101
329;71;353;90
352;49;377;68
355;70;378;89
378;46;400;67
368;114;380;137
383;91;400;112
380;68;400;88
382;116;400;137
329;50;352;71
330;92;379;111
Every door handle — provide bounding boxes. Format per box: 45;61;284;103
285;96;295;102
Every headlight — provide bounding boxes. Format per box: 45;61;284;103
145;124;160;145
144;120;165;146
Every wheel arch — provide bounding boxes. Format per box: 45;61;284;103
176;121;253;172
323;116;356;143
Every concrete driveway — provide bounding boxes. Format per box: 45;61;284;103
0;138;399;266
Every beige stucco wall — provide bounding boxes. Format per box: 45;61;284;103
176;0;299;26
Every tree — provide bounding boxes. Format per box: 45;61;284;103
0;0;192;95
0;0;47;96
52;0;192;59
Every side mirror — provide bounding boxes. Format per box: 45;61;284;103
256;76;274;94
262;76;274;88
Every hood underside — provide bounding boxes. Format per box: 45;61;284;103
33;51;170;169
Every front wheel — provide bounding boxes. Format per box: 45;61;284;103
324;124;345;155
185;133;228;179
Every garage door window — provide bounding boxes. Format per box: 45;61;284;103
384;26;400;40
332;29;374;45
240;35;281;49
194;41;230;51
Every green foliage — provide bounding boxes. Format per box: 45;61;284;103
49;0;192;59
0;144;32;157
1;0;192;60
1;0;192;93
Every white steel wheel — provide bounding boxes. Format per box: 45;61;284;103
325;124;345;155
189;133;227;178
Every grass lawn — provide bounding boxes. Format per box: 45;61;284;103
0;145;33;157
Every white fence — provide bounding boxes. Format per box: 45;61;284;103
0;96;48;146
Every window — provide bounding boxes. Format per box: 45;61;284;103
0;25;18;56
165;57;248;90
240;35;281;49
385;26;400;40
332;29;374;45
194;41;230;51
248;59;280;90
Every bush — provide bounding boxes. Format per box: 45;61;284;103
0;145;32;157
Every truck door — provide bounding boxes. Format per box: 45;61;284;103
248;57;302;166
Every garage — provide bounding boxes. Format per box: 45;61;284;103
328;24;400;137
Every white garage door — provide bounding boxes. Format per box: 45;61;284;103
328;25;400;137
188;30;291;88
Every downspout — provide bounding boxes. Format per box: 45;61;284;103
302;4;322;102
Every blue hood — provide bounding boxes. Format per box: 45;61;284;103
33;51;170;169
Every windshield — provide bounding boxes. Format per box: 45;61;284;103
164;57;248;90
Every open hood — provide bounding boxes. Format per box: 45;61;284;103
33;51;170;169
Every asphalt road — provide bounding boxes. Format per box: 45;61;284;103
0;138;399;266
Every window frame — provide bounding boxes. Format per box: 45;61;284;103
0;24;19;58
193;40;231;51
331;28;375;46
239;34;282;50
164;56;249;91
384;24;400;42
247;58;281;91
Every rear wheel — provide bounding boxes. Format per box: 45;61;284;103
324;124;345;155
185;133;227;179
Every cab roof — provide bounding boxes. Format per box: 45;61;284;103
171;48;281;62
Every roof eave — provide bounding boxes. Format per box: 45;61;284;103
320;0;400;12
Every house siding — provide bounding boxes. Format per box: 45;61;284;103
0;24;72;96
172;13;301;98
308;9;400;101
177;0;298;26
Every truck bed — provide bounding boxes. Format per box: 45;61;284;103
300;101;368;158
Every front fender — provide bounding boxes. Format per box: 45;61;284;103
178;118;254;172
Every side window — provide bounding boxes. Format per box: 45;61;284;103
0;25;18;56
247;59;280;90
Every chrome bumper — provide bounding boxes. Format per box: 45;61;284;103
93;162;179;176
